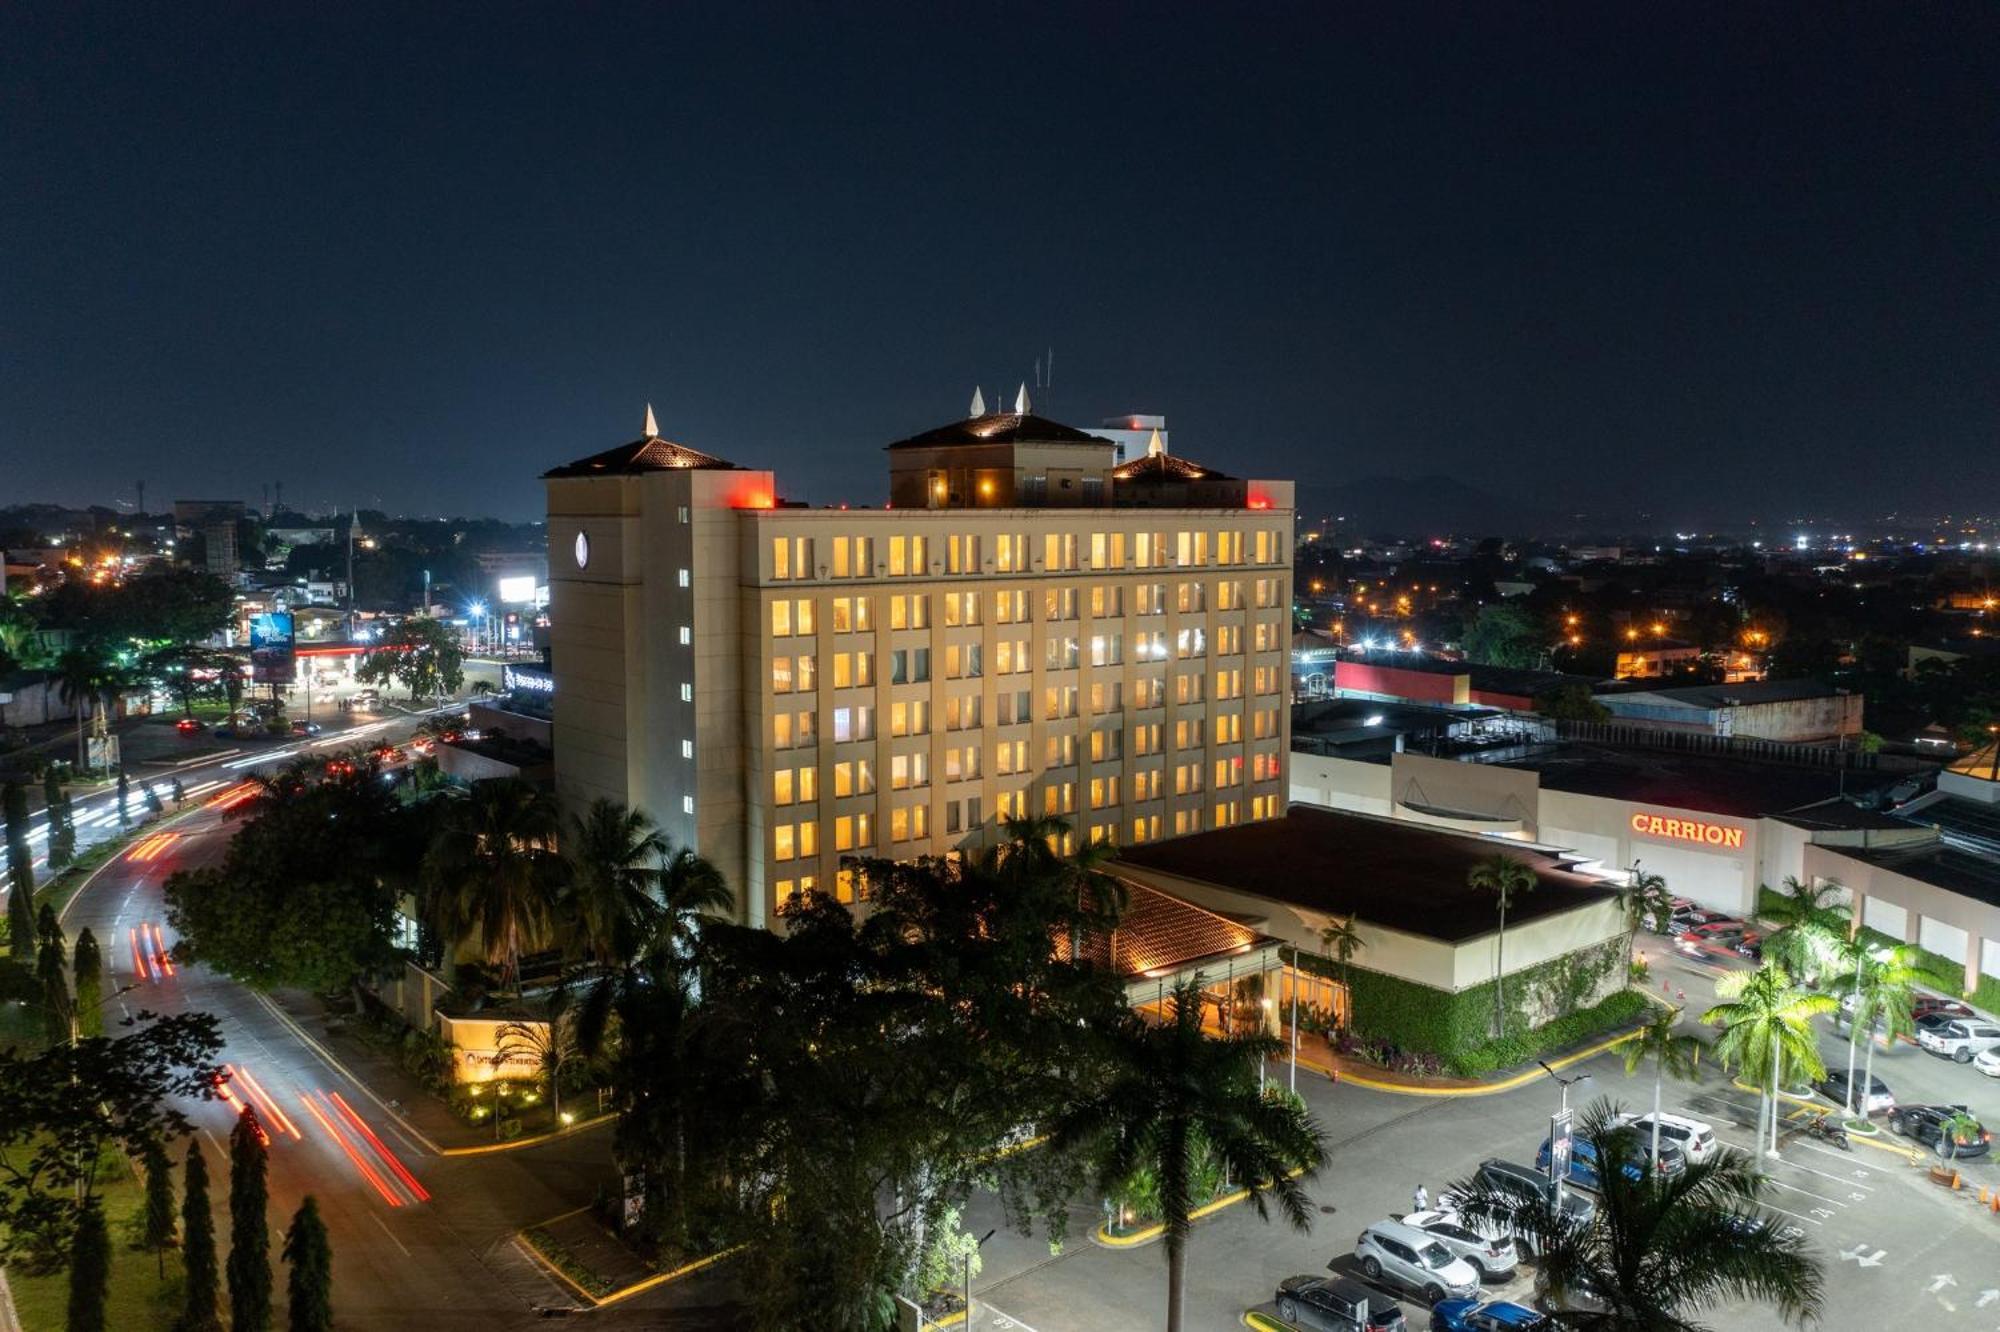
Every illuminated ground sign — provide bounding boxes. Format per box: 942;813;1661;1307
1629;812;1744;849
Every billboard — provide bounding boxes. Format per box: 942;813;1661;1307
249;610;296;684
496;575;537;605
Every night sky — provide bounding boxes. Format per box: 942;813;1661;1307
6;4;1996;525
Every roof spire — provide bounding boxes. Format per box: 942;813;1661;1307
1014;382;1031;415
969;386;986;418
644;403;659;438
1147;427;1165;458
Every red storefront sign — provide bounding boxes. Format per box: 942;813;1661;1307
1630;812;1745;849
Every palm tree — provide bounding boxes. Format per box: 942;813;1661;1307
1450;1101;1823;1329
1835;940;1941;1119
55;648;103;769
1317;915;1364;1032
1704;965;1836;1158
996;814;1129;959
1622;1005;1705;1168
494;988;580;1121
1467;854;1538;1039
1050;980;1326;1332
559;799;667;964
1619;869;1673;968
1758;877;1846;984
422;778;562;997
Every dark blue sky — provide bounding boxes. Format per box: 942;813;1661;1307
6;4;1996;523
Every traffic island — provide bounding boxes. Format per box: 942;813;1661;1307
517;1207;742;1310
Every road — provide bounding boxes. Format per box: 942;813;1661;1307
22;709;637;1331
965;940;2000;1331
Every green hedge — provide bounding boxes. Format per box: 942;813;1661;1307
1441;989;1650;1079
1288;939;1627;1057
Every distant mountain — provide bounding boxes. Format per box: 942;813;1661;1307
1295;474;1564;540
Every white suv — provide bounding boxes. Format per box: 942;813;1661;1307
1615;1111;1719;1165
1354;1220;1482;1305
1916;1019;2000;1064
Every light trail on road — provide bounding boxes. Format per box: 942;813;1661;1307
128;926;152;981
302;1090;405;1208
228;1063;303;1141
329;1091;432;1203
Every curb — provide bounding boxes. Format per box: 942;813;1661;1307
1245;1314;1294;1332
0;1265;22;1332
515;1222;743;1309
439;1110;616;1158
248;988;445;1156
1305;1026;1644;1098
1095;1166;1309;1247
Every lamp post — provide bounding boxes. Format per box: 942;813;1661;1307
1538;1060;1591;1216
965;1228;995;1326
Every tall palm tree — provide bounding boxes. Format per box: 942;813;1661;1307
1758;877;1846;984
996;814;1129;958
54;648;103;769
1450;1101;1823;1329
1467;854;1538;1039
1836;941;1941;1118
1050;980;1326;1332
1622;1006;1705;1168
559;799;667;964
1318;915;1364;1032
655;841;733;960
1619;869;1673;967
422;778;562;997
1704;965;1836;1158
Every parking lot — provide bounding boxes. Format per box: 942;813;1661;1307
962;946;2000;1330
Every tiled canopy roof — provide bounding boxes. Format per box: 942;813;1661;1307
1062;880;1267;979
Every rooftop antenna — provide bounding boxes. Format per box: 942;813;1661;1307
1015;382;1031;415
969;386;986;418
644;403;659;437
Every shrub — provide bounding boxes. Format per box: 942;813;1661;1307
1444;989;1649;1078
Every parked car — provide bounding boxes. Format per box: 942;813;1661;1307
1974;1047;2000;1078
1811;1069;1894;1115
1916;1018;2000;1064
1430;1299;1548;1332
1536;1132;1682;1189
1887;1105;1992;1159
1398;1211;1517;1281
1354;1220;1483;1304
1914;997;1977;1023
1445;1162;1595;1258
1275;1275;1406;1332
174;717;204;735
1613;1111;1719;1165
1644;897;1697;934
1533;1267;1608;1318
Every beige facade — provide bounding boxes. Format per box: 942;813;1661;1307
546;412;1295;928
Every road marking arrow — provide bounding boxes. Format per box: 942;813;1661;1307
1927;1275;1958;1295
1975;1289;1998;1308
1839;1245;1886;1268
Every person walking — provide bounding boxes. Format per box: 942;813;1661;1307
1412;1183;1429;1214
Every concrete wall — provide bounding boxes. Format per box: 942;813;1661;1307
1808;843;2000;994
1288;752;1393;816
1390;752;1540;833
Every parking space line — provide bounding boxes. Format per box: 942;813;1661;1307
1763;1179;1849;1208
1760;1201;1824;1228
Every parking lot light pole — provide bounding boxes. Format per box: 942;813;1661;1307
1538;1061;1591;1215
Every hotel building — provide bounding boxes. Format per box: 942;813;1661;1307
544;401;1296;927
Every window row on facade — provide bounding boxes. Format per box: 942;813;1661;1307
768;529;1290;582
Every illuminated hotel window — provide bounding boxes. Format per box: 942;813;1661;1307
679;625;692;645
682;795;694;815
1089;727;1122;762
831;596;871;633
1214;625;1241;655
943;591;980;626
680;683;693;702
889;594;928;630
1044;587;1077;621
946;534;980;574
679;568;691;588
681;739;694;759
1090;585;1121;617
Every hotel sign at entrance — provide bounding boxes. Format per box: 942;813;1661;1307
1630;812;1745;849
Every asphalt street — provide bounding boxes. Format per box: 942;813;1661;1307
24;709;639;1331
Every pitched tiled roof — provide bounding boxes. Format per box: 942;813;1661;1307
887;411;1113;450
1062;880;1269;978
1111;451;1232;482
543;434;737;478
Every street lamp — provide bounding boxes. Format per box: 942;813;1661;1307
965;1228;996;1326
1537;1060;1592;1215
